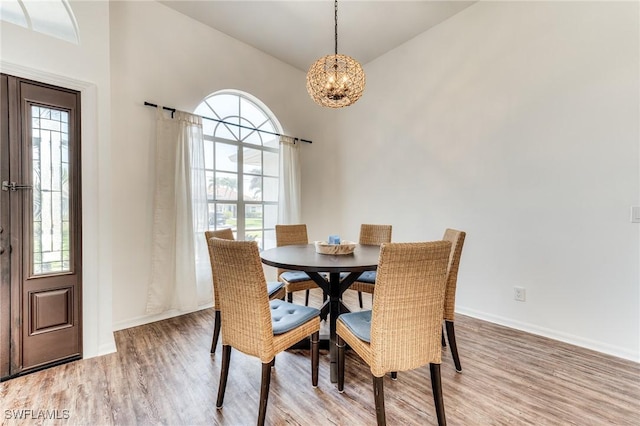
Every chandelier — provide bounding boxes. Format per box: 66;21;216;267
306;0;365;108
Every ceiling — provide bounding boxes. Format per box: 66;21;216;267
159;1;476;72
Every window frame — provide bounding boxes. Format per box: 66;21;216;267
197;91;281;250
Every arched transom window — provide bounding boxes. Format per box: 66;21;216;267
0;0;79;44
195;91;280;250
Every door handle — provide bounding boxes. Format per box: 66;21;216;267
1;181;32;191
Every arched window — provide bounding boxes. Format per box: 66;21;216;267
0;0;79;44
195;91;281;250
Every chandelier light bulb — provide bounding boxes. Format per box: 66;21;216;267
307;53;365;108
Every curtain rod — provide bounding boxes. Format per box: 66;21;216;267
144;101;312;144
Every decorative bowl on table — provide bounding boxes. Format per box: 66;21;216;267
314;240;357;255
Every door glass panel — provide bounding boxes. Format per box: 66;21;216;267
32;105;70;275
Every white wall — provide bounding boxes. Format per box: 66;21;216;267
109;1;329;329
0;1;115;357
324;1;639;361
4;0;635;362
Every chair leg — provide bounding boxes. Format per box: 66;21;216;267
358;291;363;309
311;331;319;387
445;320;462;372
373;375;386;426
430;363;446;426
258;362;272;426
390;372;397;380
337;335;345;392
287;292;293;303
441;324;446;348
305;289;310;306
216;345;232;409
211;310;222;354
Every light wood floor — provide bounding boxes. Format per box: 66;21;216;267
1;289;638;425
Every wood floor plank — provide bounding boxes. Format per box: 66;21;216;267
1;288;638;425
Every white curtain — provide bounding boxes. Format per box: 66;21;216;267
146;108;212;315
278;135;301;224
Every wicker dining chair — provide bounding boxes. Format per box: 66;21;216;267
275;224;323;305
205;229;285;354
348;224;392;308
441;228;466;372
208;238;320;426
336;241;452;426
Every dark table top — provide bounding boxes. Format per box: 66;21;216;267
260;244;380;273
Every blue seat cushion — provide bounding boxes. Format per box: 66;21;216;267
357;271;376;284
266;281;284;297
338;310;372;342
280;271;312;283
270;299;320;335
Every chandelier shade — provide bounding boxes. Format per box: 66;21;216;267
306;54;365;108
306;0;365;108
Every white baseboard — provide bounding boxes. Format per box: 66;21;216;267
112;302;214;332
456;306;639;363
111;304;639;362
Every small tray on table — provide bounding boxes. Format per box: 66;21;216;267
314;241;357;255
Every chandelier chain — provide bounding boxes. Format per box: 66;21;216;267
334;0;338;55
306;0;365;108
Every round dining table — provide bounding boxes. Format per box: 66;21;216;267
260;243;380;383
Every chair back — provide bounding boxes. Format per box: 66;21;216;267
275;224;308;246
208;238;275;362
442;229;466;321
370;241;451;376
359;224;392;246
275;224;309;278
205;228;235;310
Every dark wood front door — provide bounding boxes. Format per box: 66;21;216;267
0;74;82;380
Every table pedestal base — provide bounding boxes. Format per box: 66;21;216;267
306;271;363;383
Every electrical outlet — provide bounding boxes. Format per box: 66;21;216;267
514;287;526;302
